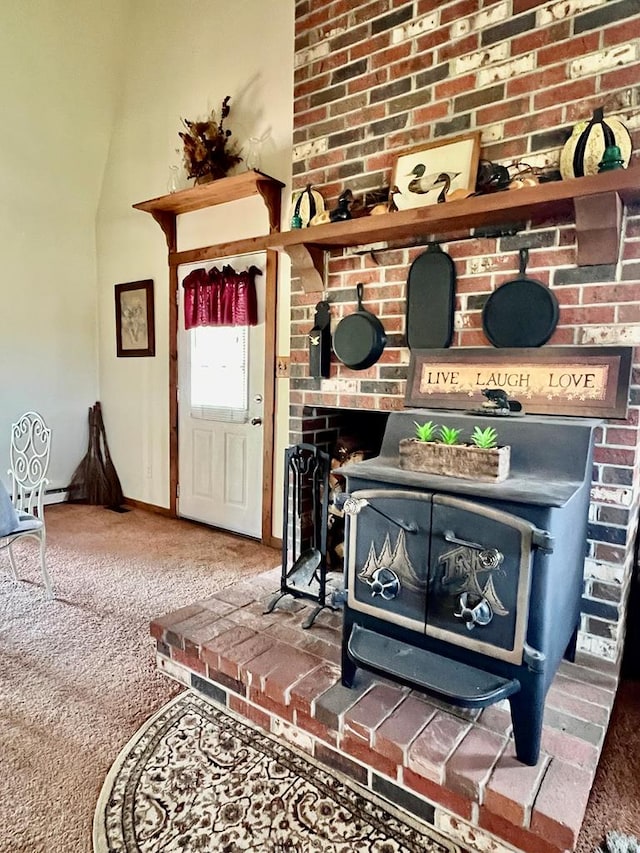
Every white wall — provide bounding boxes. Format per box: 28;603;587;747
0;0;129;491
96;0;294;532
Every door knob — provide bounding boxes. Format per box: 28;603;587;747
250;417;263;426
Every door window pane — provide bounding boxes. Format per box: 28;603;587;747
190;326;248;422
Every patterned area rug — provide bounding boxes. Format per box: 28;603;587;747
93;691;460;853
596;831;640;852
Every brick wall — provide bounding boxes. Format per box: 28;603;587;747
289;0;640;665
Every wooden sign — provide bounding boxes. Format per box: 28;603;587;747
405;347;632;418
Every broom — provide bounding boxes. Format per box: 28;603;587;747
67;407;93;503
85;404;110;505
94;401;124;508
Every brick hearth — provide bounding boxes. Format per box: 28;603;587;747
151;568;617;853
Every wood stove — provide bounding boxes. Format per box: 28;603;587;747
337;409;599;765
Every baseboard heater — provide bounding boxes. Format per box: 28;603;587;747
44;487;69;506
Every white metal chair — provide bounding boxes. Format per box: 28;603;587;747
0;412;54;598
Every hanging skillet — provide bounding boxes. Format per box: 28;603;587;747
333;282;387;370
406;243;456;349
482;247;559;347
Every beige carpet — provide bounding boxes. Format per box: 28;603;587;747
0;505;279;853
1;503;638;853
575;678;640;853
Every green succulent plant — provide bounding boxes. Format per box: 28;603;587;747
438;425;462;445
470;426;499;449
414;420;438;442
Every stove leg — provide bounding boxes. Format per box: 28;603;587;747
342;643;358;687
508;690;544;766
563;624;579;663
342;664;357;689
341;622;357;687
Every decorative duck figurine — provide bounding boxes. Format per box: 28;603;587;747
388;185;401;211
369;185;402;215
329;188;354;221
407;165;460;195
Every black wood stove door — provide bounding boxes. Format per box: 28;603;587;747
427;495;536;664
346;489;432;632
345;489;545;667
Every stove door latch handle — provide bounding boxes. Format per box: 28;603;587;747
443;530;503;570
339;495;418;534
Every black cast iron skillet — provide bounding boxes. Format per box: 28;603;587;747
333;282;387;369
482;247;559;347
406;243;456;349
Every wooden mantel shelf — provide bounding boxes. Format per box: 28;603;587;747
267;167;640;291
133;170;285;248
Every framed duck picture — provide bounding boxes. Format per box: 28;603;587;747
391;132;481;210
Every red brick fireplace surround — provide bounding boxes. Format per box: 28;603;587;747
151;3;640;852
287;0;640;669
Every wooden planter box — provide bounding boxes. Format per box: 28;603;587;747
399;438;510;483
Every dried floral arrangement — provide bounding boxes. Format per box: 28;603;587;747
179;96;242;182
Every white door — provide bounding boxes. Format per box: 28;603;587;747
177;252;265;538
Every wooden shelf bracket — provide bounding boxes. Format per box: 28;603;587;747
284;243;327;293
255;178;286;233
574;191;623;266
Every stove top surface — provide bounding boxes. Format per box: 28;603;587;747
337;409;601;507
338;457;583;506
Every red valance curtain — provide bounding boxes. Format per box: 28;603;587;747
183;264;260;329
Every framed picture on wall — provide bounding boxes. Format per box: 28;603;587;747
114;279;155;357
391;132;481;211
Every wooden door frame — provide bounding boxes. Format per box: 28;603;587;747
169;246;278;546
132;174;284;548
